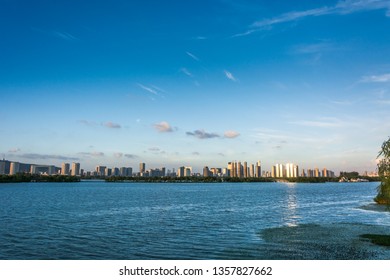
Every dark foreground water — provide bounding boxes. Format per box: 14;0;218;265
0;181;389;259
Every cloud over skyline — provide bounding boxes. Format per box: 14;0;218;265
17;153;80;161
102;122;121;129
78;152;105;157
153;121;174;133
124;154;138;159
114;152;123;158
224;130;240;138
186;130;220;139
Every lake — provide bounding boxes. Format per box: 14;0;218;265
0;181;389;259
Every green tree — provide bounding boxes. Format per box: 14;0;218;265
375;137;390;205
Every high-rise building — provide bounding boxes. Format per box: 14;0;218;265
71;162;80;176
284;163;299;178
120;167;127;176
271;165;276;178
255;161;261;178
243;162;248;178
286;163;293;178
10;162;20;175
275;164;281;178
314;168;320;177
227;162;233;177
48;165;56;175
61;163;70;175
177;166;185;177
185;167;192;177
113;168;120;176
0;161;5;175
0;160;10;174
139;163;146;174
293;165;299;178
250;164;254;178
274;163;286;178
96;166;106;176
222;168;228;176
203;166;210;177
237;161;242;178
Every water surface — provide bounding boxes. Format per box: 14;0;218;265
0;181;388;259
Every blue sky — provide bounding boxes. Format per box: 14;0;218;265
1;0;390;173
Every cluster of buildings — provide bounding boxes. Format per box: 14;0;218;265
0;160;81;176
0;158;338;179
270;164;335;178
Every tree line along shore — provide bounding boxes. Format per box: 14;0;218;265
0;173;380;184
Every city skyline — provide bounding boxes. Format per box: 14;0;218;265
1;0;390;173
0;157;358;178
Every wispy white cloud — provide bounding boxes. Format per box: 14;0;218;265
252;6;332;28
137;83;158;95
335;0;390;15
79;120;97;126
231;29;258;38
78;152;105;157
291;42;338;54
361;73;390;82
237;0;390;36
8;148;21;153
53;31;78;41
186;51;200;61
376;99;390;105
224;130;240;138
150;85;166;94
137;84;166;100
180;68;193;77
147;147;166;154
153;121;174;133
79;120;121;129
330;100;355;106
19;153;79;161
114;152;123;158
289;118;345;128
31;27;79;41
124;154;138;159
224;70;238;82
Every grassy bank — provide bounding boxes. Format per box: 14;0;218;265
0;174;80;183
360;234;390;247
